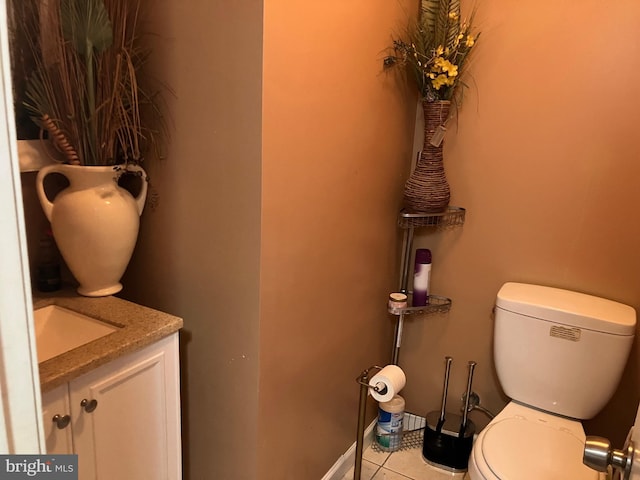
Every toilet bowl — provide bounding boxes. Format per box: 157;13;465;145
467;283;636;480
468;402;601;480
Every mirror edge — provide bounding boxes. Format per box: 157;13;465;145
18;139;56;172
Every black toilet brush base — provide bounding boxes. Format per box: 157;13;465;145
422;411;475;472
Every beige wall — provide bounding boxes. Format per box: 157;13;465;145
398;0;640;447
259;1;416;477
124;0;416;478
121;0;263;479
16;0;640;477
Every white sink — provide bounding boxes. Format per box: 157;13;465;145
34;305;119;363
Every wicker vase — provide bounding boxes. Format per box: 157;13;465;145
403;100;451;213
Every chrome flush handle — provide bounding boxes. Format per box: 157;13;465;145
583;436;634;480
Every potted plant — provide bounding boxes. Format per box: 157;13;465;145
18;0;168;296
385;0;479;213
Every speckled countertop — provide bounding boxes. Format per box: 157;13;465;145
33;291;183;393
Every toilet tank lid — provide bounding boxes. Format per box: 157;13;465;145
496;283;636;335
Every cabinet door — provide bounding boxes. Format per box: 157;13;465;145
41;384;74;454
70;334;181;480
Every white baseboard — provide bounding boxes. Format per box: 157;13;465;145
321;420;376;480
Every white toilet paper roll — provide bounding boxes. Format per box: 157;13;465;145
369;365;406;402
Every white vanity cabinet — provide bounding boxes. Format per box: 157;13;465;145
42;383;74;454
41;333;181;480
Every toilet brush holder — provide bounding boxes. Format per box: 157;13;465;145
422;411;475;472
423;358;477;472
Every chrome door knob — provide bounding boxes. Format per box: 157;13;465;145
583;436;634;480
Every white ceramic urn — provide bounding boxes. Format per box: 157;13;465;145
36;164;147;297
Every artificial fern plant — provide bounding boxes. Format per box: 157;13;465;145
21;0;167;166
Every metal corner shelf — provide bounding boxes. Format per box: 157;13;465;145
398;206;466;230
354;207;467;480
391;207;465;365
388;294;451;316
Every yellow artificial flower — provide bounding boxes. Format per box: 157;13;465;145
448;11;459;20
434;57;458;77
431;74;449;90
436;45;444;56
465;35;475;47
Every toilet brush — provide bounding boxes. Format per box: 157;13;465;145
459;361;477;438
422;358;476;472
436;356;453;432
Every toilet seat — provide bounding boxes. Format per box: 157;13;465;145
470;403;599;480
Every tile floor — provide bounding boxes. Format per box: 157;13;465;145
340;430;610;480
341;436;469;480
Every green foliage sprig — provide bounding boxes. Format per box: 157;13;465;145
386;0;480;103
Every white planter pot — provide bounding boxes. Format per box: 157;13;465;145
36;164;147;297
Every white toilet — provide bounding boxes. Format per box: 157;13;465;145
468;282;636;480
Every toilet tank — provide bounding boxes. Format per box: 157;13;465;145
494;282;636;419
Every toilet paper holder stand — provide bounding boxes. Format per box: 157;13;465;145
353;365;384;480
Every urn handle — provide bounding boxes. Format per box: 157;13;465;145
36;164;67;222
126;165;148;216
